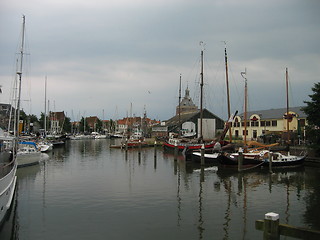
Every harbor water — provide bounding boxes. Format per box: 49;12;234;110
1;139;320;239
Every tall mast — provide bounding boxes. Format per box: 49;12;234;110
241;69;247;148
16;15;26;137
224;42;232;142
199;43;204;142
178;74;181;136
286;67;290;144
44;76;47;137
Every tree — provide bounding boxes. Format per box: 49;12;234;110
63;116;72;133
302;82;320;154
79;117;89;133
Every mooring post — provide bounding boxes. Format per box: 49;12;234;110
125;139;128;151
201;144;205;165
238;148;243;172
174;143;178;161
268;152;273;174
263;212;280;240
154;141;157;159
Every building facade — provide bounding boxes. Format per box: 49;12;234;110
231;106;307;142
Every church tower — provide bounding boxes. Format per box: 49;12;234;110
176;87;198;115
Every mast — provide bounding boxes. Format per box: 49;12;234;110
16;15;26;138
224;42;232;142
241;69;247;148
44;76;47;137
286;67;290;145
178;74;181;136
199;42;204;142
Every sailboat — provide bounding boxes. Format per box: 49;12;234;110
0;16;24;227
163;44;216;153
190;44;237;163
219;68;306;168
37;76;53;152
218;69;267;167
261;68;306;167
14;16;41;167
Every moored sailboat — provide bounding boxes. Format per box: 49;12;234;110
163;43;217;154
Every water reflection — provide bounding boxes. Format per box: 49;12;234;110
1;140;320;239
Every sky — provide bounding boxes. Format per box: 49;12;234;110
0;0;319;122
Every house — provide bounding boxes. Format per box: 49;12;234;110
86;116;99;132
116;116;160;137
49;111;66;134
231;106;307;143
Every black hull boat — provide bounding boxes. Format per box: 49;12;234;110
190;151;221;164
218;152;264;166
218;150;306;168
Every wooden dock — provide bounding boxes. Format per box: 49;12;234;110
256;212;320;239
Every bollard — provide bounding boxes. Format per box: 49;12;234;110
238;147;243;172
268;152;273;174
263;212;280;240
200;144;205;165
174;143;178;161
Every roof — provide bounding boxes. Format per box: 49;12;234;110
238;106;307;119
165;108;225;128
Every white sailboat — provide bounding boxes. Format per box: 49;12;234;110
0;16;26;227
13;16;41;167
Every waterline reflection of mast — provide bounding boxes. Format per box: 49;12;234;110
198;167;205;239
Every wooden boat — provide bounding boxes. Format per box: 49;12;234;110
163;136;215;152
188;45;237;163
218;150;267;166
164;44;216;153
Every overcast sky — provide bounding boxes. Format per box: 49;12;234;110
1;0;319;121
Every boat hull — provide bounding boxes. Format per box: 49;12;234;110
0;160;17;227
163;141;215;152
218;153;263;166
17;153;40;168
191;151;221;163
263;154;306;167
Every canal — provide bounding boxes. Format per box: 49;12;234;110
1;138;320;239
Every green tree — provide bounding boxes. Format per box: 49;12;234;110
302;82;320;155
79;117;89;133
96;118;102;132
63;116;72;133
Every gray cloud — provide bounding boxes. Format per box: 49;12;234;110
0;0;319;121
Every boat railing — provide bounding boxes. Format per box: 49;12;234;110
0;157;15;179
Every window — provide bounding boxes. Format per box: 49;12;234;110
253;130;257;139
260;121;265;127
242;130;248;136
272;120;277;127
266;121;271;126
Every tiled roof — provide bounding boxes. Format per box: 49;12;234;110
238;106;306;119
